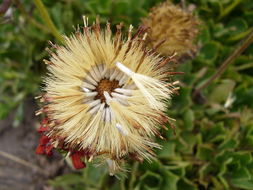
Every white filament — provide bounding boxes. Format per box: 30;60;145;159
115;123;128;136
115;62;134;76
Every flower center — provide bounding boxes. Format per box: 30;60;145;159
82;64;135;121
94;79;121;103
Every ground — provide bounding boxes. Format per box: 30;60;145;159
0;97;70;190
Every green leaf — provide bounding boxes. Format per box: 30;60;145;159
226;17;248;37
199;41;220;62
172;87;192;110
202;122;226;142
208;0;223;17
183;109;195;131
196;144;214;161
140;171;163;190
218;138;238;150
181;132;198;154
209;79;235;103
162;170;179;190
178;178;197;190
230;179;253;190
233;152;252;165
198;26;211;44
49;173;85;188
157;142;175;159
231;167;251;180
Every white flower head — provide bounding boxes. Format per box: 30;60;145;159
36;16;178;174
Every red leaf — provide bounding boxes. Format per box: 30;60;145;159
45;144;54;156
71;152;86;169
35;145;45;154
39;135;50;145
38;125;49;133
42;118;49;125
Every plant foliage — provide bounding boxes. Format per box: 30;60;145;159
1;0;253;189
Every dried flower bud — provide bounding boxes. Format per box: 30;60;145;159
142;2;199;56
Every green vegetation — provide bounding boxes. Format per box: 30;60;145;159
1;0;253;189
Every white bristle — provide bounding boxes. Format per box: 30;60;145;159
115;72;124;81
105;107;111;122
101;67;108;77
101;108;106;121
114;88;132;96
93;65;102;80
116;62;134;76
113;96;129;106
83;97;95;104
109;69;119;81
123;84;136;89
88;103;101;114
115;123;128;136
103;91;112;105
98;64;104;74
83;82;96;90
111;92;128;100
82;87;90;92
88;99;101;108
105;68;111;79
119;75;128;86
90;69;99;81
109;107;114;119
84;91;98;97
85;75;98;86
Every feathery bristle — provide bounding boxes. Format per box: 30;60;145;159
35;17;178;175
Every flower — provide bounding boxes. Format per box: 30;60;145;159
35;17;177;175
141;2;199;56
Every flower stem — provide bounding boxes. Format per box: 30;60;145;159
33;0;64;43
120;177;126;190
180;0;186;10
129;162;139;190
193;29;253;99
99;173;109;190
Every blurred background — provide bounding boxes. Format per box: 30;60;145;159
0;0;253;189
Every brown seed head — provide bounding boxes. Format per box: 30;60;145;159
142;2;199;56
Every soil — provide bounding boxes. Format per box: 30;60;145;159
0;97;70;190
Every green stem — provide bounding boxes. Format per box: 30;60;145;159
33;0;64;43
180;0;186;10
236;62;253;71
99;172;109;190
228;27;253;42
193;29;253;98
219;0;243;19
120;177;126;190
129;162;139;190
